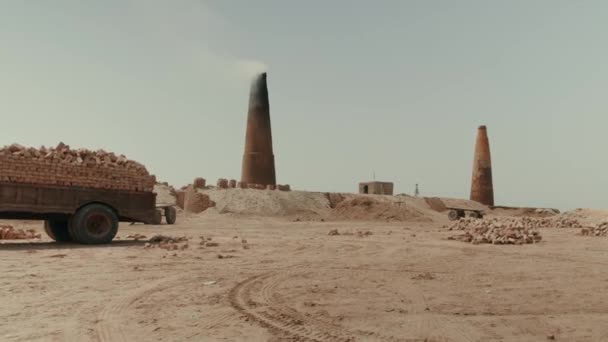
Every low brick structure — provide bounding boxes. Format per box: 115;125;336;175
213;178;290;192
184;186;215;213
359;181;393;195
217;178;229;189
0;143;155;192
193;177;206;189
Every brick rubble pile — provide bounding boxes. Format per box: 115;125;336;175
447;216;581;231
580;222;608;237
448;218;542;245
218;178;291;191
0;225;41;240
449;225;541;245
144;235;190;251
0;143;155;192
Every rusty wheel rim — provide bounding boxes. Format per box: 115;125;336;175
85;213;112;236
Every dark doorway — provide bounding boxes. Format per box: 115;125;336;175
363;185;369;194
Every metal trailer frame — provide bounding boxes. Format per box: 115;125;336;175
446;207;484;220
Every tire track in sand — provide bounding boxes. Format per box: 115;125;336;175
95;274;184;342
229;270;354;342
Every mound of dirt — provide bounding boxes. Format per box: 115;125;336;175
333;196;432;222
325;193;347;209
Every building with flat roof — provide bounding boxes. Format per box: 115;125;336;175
358;181;394;195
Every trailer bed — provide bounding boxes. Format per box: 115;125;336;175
0;182;156;223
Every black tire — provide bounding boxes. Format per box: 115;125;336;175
165;206;177;225
457;210;466;219
71;204;119;244
44;220;73;242
153;210;162;225
68;217;81;242
44;222;56;240
448;210;459;221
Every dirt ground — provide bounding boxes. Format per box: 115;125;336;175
1;213;608;342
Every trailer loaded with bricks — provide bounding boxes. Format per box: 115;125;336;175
0;143;176;244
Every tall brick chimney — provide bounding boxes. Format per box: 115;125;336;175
241;72;276;186
470;125;494;206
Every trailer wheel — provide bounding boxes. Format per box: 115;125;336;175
152;210;162;225
44;220;73;242
448;210;459;221
71;204;118;244
68;217;81;242
165;206;177;225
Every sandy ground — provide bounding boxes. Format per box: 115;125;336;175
1;211;608;342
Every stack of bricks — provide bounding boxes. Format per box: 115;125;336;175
0;143;156;192
220;179;290;191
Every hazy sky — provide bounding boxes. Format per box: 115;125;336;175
1;1;607;210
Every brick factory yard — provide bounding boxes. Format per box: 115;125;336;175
1;210;608;342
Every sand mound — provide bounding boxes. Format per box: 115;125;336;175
201;189;330;217
193;189;448;222
333;195;433;222
562;209;608;225
325;193;347;209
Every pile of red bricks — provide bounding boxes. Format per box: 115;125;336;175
0;143;155;192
